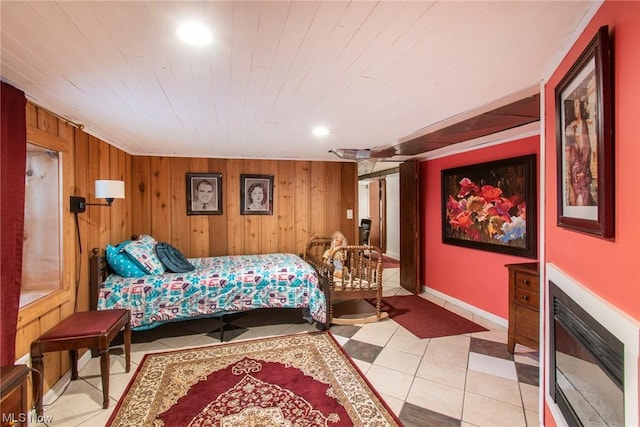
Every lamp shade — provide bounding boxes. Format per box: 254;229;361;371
95;180;125;199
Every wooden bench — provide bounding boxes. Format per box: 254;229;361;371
30;309;131;415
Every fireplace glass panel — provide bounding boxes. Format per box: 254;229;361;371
550;281;624;427
555;318;624;426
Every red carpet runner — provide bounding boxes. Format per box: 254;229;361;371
380;295;488;339
382;255;400;269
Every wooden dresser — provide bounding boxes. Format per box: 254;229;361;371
506;262;540;353
1;365;30;426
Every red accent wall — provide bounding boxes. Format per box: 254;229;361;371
421;136;539;320
545;1;640;318
544;1;640;425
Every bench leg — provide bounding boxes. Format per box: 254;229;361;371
31;352;44;416
99;348;110;409
123;322;131;373
70;349;78;380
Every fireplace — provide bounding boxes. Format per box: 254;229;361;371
546;265;639;427
550;281;623;425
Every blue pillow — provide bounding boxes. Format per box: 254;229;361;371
120;236;166;275
106;243;147;278
156;242;194;273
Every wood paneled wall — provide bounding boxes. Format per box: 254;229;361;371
15;101;358;402
16;104;74;405
130;156;358;257
73;131;133;311
16;103;133;402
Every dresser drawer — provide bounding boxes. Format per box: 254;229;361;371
515;287;539;310
506;262;540;353
514;271;539;292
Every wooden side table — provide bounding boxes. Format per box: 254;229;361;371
1;365;30;426
30;309;131;416
506;262;540;353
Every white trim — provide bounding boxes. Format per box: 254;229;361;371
15;352;31;366
537;79;546;425
422;286;508;329
41;350;92;406
545;264;640;427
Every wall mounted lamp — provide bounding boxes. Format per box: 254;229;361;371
70;180;125;213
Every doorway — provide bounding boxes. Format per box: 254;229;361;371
358;173;400;260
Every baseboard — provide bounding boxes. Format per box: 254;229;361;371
13;349;92;421
422;286;508;329
15;352;31;366
37;350;93;406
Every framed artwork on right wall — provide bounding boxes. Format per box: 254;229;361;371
555;25;614;238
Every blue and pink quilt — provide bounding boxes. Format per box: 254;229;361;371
98;253;326;330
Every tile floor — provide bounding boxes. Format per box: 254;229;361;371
32;268;540;426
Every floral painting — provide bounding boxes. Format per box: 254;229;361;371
441;155;537;258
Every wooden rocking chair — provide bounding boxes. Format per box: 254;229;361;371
304;237;387;325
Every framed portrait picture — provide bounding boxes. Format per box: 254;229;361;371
186;173;222;215
442;154;537;259
555;25;613;238
241;174;273;215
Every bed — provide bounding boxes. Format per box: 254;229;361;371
89;235;328;333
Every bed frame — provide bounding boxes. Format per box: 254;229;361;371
89;247;331;339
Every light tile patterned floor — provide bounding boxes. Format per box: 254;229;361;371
31;268;539;426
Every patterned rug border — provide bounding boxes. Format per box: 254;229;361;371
108;331;402;426
323;331;402;425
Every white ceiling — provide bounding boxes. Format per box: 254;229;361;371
1;1;597;162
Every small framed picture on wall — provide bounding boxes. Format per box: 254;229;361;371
186;173;223;215
240;174;273;215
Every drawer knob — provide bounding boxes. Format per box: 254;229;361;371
522;279;529;285
522;295;529;301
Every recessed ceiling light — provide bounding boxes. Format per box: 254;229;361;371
312;127;330;137
176;21;213;46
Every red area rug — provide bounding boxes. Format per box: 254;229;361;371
107;332;401;426
382;255;400;269
380;295;488;339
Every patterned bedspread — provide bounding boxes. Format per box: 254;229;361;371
98;253;326;330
